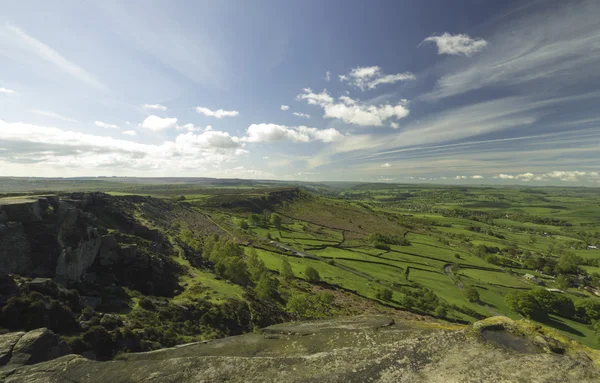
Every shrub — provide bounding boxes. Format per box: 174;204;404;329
138;298;155;311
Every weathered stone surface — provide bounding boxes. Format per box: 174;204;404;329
4;316;600;382
5;328;71;367
0;221;32;274
0;332;25;366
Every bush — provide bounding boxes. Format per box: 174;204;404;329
435;305;448;318
82;326;117;360
138;298;155;311
281;259;294;281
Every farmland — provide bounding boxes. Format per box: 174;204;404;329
197;183;600;348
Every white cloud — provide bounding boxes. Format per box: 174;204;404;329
28;109;79;123
421;33;487;56
0;120;246;173
195;106;239;118
381;163;391;168
292;112;311;119
492;171;599;183
325;71;331;81
455;175;467;180
280;105;290;111
3;24;105;91
244;123;342;143
339;66;415;90
297;89;409;127
0;87;15;94
143;104;168;111
390;122;399;129
95;121;119;129
139;115;178;131
471;175;484;179
176;130;242;150
122;130;137;136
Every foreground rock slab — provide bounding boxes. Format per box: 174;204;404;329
3;316;600;383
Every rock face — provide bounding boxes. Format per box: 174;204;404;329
0;222;32;274
3;316;600;382
0;328;70;369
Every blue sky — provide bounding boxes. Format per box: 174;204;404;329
1;0;599;185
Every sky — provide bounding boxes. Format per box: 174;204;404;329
0;0;599;185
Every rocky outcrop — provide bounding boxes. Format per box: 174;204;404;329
3;316;600;382
0;328;70;369
0;332;25;366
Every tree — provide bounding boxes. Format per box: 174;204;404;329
305;266;321;283
556;274;571;290
246;248;266;280
239;220;249;230
249;214;262;227
255;273;278;300
270;213;282;229
505;291;548;321
281;258;294;281
464;285;480;303
376;288;393;301
530;288;575;319
555;253;580;275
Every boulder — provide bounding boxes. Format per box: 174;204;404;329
0;221;32;274
6;328;71;366
0;332;25;366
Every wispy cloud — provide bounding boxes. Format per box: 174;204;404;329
3;24;106;91
280;105;290;111
422;2;600;100
292;112;311;119
325;71;331;81
122;130;137;136
381;162;391;168
143;104;168;111
339;66;415;90
28;109;79;123
421;33;487;56
0;87;16;94
195;106;239;118
95;121;120;129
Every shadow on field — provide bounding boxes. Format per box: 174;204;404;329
541;317;584;337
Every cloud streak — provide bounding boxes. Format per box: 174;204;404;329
2;24;106;91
